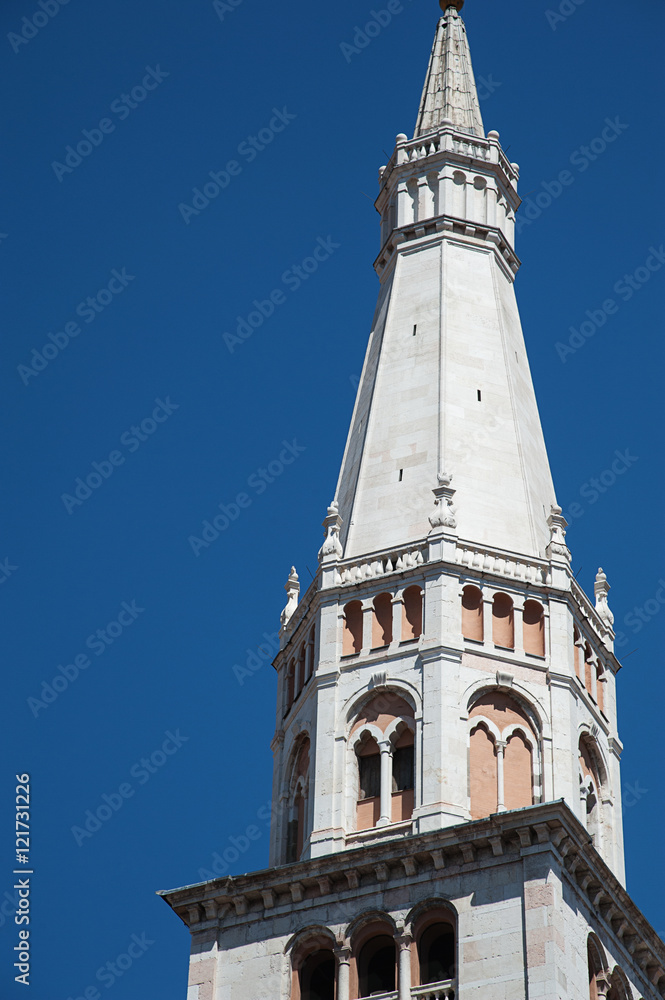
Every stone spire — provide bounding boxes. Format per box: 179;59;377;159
414;1;484;138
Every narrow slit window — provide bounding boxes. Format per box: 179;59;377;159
477;389;482;401
413;324;417;336
398;469;403;482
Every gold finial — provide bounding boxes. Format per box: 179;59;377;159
440;0;464;10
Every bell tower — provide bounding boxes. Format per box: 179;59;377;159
160;5;665;999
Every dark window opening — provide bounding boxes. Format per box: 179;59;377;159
413;324;417;336
398;469;403;482
358;750;381;800
358;936;396;997
477;389;482;401
285;819;299;863
392;745;414;792
300;950;336;1000
419;924;456;984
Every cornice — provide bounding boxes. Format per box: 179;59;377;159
157;800;665;996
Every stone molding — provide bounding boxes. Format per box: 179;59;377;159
158;801;665;995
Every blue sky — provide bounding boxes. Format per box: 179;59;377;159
1;0;663;996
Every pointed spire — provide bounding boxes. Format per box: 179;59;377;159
414;1;484;138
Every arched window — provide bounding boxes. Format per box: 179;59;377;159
608;968;631;1000
462;585;483;641
596;663;605;714
356;735;381;831
305;625;315;684
296;644;306;698
584;643;595;701
358;935;396;997
343;601;363;656
579;737;602;847
587;934;606;1000
503;731;533;811
299;950;336;1000
372;593;393;648
286;658;296;714
286;738;310;862
573;626;582;680
523;600;545;656
350;693;416;831
402;585;423;640
469;723;497;819
418;922;456;985
492;593;514;648
469;692;537;820
391;727;414;822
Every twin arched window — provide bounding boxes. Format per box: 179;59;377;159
468;691;537;820
286;737;310;863
351;693;415;831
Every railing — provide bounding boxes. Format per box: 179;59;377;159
357;983;455;1000
456;540;552;587
333;545;427;587
412;982;455;999
380;126;518;190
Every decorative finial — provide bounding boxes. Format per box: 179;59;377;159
594;567;614;627
428;472;457;531
318;500;343;563
280;567;300;628
546;504;571;562
440;0;464;11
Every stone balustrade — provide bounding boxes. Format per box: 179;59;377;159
332;545;427;587
412;982;455;999
455;540;552;587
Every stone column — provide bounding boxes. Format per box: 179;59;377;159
391;594;403;644
397;933;412;1000
335;947;351;1000
378;740;393;826
496;740;507;812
